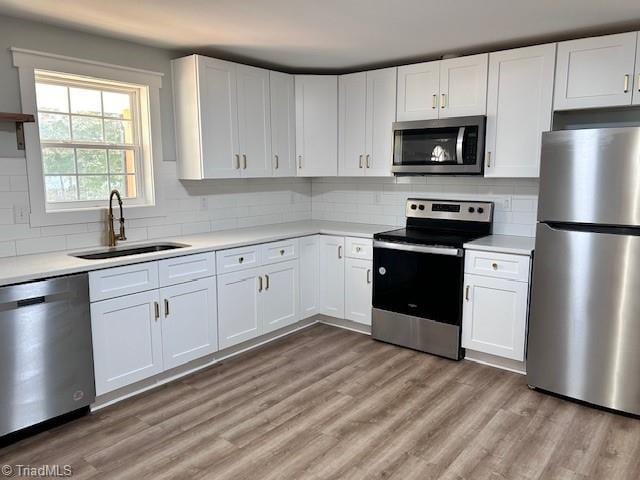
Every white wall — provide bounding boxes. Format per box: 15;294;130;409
312;176;539;237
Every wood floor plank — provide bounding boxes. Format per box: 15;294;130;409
1;324;639;480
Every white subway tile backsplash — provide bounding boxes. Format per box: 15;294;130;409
16;235;67;255
0;241;16;258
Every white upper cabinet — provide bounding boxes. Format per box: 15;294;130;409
270;71;297;176
295;75;338;176
554;32;638;110
439;54;488;118
397;55;487;121
485;44;556;178
338;72;367;176
236;64;272;177
397;61;440;121
365;68;397;176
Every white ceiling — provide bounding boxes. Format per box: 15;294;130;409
1;0;640;72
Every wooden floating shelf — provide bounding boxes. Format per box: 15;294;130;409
0;112;35;150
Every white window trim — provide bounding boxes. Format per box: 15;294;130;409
12;48;165;227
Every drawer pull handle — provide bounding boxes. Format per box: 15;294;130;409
492;262;498;270
164;299;169;317
624;74;630;93
280;249;285;255
367;269;372;284
239;257;244;264
356;247;361;252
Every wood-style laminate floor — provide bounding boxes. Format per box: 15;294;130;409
2;323;640;480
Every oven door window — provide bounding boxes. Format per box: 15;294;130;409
372;247;464;325
394;126;478;166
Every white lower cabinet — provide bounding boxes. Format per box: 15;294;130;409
262;260;299;333
160;277;218;370
299;235;320;318
217;267;262;349
91;290;163;396
345;258;373;325
462;270;529;362
319;235;345;318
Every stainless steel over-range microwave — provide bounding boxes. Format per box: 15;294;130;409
392;115;486;175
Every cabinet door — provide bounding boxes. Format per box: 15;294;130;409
198;56;241;178
262;260;299;333
270;71;297;176
91;290;162;395
439;54;488;118
461;274;528;361
396;61;440;121
485;44;555;178
299;235;320;318
217;267;262;349
554;32;637;110
295;75;338;176
160;277;218;370
237;64;272;177
365;67;396;177
345;258;373;325
633;34;640;106
338;72;367;176
318;235;345;318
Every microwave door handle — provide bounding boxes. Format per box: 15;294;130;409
455;126;465;165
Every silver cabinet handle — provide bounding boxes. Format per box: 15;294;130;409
264;274;269;290
365;154;370;168
432;94;437;109
486;151;492;168
154;301;159;320
366;269;372;284
465;285;470;301
338;245;343;259
164;298;169;317
274;154;279;169
637;73;640;92
298;155;302;169
235;154;241;169
258;276;263;292
242;154;247;169
441;93;446;108
359;154;363;168
624;74;630;93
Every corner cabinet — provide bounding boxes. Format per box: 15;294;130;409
554;32;639;110
295;75;338;176
462;249;531;362
397;54;488;121
484;44;555;178
339;67;396;177
172;55;272;179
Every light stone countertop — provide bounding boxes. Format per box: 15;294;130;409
0;220;394;287
463;235;536;256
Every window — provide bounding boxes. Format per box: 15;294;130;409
35;71;145;210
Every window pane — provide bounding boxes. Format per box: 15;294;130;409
108;150;136;173
104;119;133;144
42;147;75;174
38;113;70;141
103;91;132;119
45;176;77;202
110;175;136;198
71;116;103;142
78;175;109;200
70;87;102;116
77;149;107;173
36;83;69;113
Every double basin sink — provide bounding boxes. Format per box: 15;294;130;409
71;242;190;260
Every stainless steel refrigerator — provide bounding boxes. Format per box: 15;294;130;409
527;127;640;415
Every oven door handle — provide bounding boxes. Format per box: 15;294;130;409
455;126;465;165
373;240;463;257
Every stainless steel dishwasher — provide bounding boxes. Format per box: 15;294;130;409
0;273;95;437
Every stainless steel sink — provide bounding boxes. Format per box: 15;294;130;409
71;242;190;260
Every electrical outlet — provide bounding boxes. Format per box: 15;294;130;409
14;205;29;224
375;191;383;204
502;198;511;211
199;197;208;211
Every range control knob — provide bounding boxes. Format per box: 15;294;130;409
418;204;425;210
410;204;417;210
477;207;484;214
468;207;475;213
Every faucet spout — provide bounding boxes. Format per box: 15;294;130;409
108;189;126;247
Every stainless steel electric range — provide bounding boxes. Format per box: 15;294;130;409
372;198;493;360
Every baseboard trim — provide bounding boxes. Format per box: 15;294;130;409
464;349;526;375
317;315;371;335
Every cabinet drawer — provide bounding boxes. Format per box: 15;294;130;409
262;238;299;265
465;250;530;282
159;252;216;287
89;262;159;302
216;245;260;274
345;237;373;260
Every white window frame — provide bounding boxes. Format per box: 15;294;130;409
12;48;164;227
